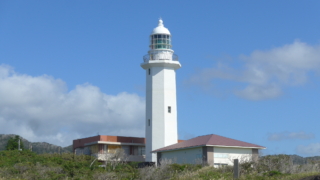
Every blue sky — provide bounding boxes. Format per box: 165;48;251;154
1;1;320;156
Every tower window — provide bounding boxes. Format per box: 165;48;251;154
148;119;150;126
148;69;150;75
168;106;171;113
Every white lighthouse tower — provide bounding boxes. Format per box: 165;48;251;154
141;19;181;162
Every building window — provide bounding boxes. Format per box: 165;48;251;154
214;153;228;158
107;145;121;154
214;163;228;167
148;69;150;75
138;146;145;155
90;144;99;154
132;146;145;155
168;106;171;113
148;119;150;126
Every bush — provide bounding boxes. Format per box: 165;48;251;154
0;151;320;179
263;170;282;177
6;135;24;151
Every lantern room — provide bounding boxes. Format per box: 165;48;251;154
150;19;172;50
150;34;171;50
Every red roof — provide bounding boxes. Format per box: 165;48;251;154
152;134;265;152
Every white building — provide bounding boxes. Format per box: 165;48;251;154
73;135;146;162
141;19;181;162
152;134;266;167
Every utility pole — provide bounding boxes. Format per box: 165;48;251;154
18;138;22;151
234;159;240;179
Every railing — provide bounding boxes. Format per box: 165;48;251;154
143;54;179;62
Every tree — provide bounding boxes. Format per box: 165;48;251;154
105;148;128;170
6;135;24;150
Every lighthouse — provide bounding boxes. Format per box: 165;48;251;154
141;19;181;162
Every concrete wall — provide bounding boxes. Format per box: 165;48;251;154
252;148;259;162
145;65;179;162
158;146;257;166
160;147;203;164
213;147;252;166
73;135;145;151
76;143;146;162
202;146;214;166
73;136;100;150
99;136;145;144
127;155;145;162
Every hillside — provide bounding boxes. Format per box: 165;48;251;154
287;154;320;165
0;134;72;154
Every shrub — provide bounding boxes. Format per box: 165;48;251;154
263;170;282;177
6;135;24;151
0;151;320;180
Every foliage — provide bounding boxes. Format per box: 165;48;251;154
0;134;72;154
0;151;320;180
0;150;97;179
5;135;24;150
169;163;202;172
263;170;283;177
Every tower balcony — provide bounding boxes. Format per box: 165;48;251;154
143;54;179;62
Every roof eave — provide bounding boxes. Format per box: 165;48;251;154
84;141;145;146
152;145;204;153
153;144;266;153
206;145;266;149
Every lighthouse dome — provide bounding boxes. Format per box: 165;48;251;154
151;19;171;35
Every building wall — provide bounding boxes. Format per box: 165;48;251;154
99;136;145;144
213;147;252;166
73;135;145;151
145;65;178;162
73;134;183;162
77;144;145;162
202;146;214;166
158;146;257;166
252;148;259;162
160;147;203;164
73;136;101;150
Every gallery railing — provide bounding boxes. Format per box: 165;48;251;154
143;54;179;62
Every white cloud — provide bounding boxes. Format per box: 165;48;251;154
268;131;315;141
0;64;145;146
296;143;320;156
186;40;320;100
